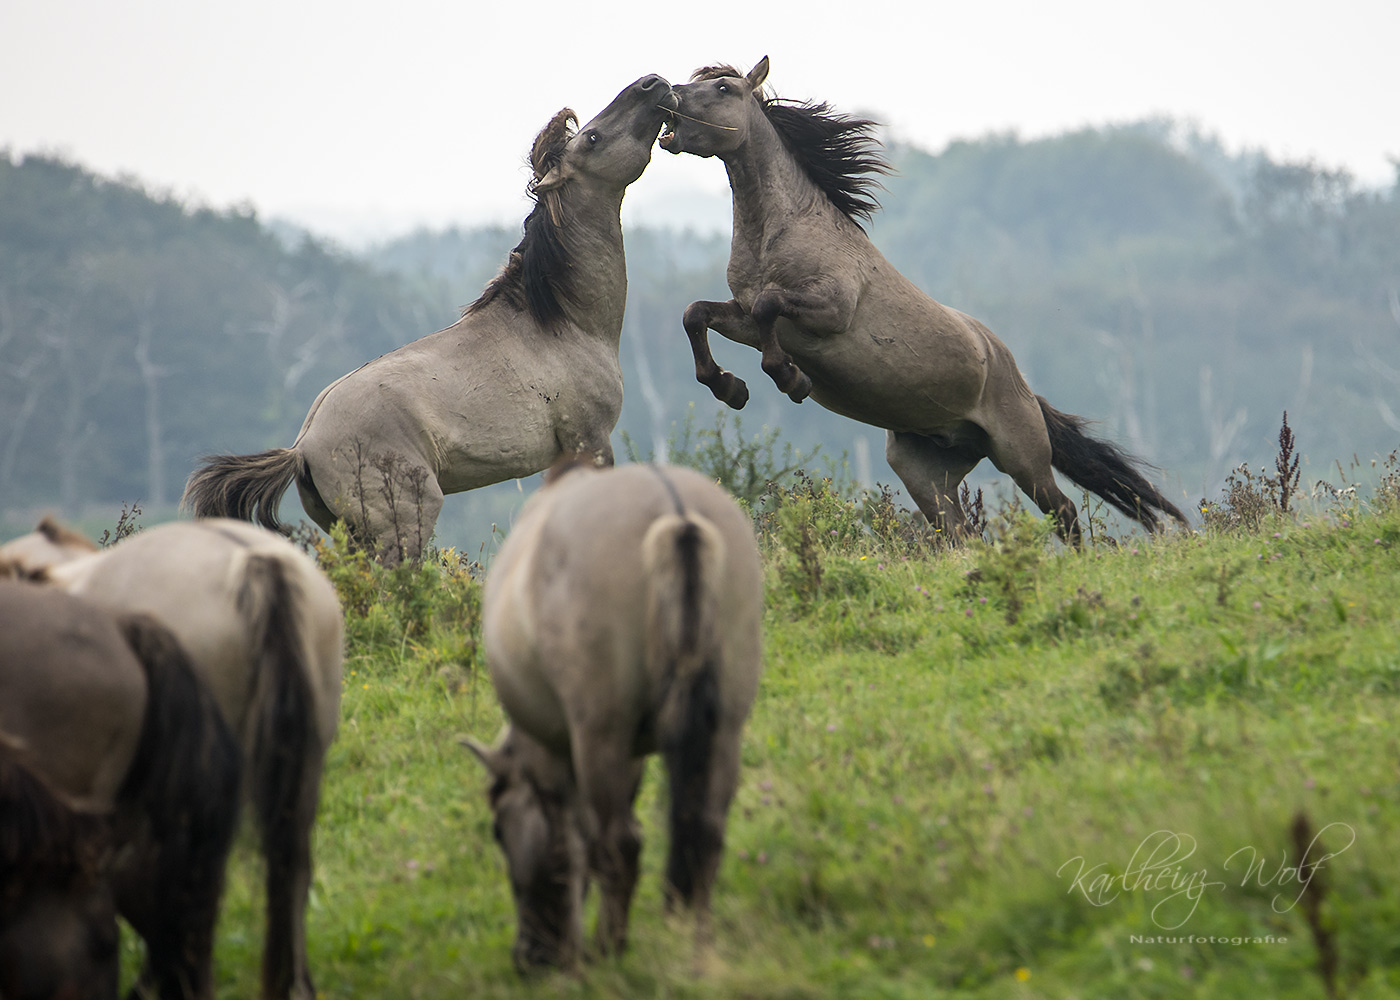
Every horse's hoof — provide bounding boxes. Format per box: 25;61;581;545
785;371;812;404
724;377;750;409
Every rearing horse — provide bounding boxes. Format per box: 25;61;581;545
659;57;1186;542
184;75;678;561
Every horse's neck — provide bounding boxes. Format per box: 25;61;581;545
559;192;628;338
723;116;824;253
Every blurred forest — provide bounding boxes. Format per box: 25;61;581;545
3;120;1398;550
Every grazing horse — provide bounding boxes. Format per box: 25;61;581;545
182;74;679;562
463;461;763;971
0;581;242;1000
0;517;343;1000
658;57;1187;543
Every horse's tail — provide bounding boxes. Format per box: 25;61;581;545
115;613;242;994
237;551;329;997
182;448;306;535
644;511;727;905
1037;395;1188;533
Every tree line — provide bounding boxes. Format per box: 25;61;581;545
2;123;1397;542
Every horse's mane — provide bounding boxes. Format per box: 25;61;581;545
466;109;580;327
0;744;109;899
690;64;890;222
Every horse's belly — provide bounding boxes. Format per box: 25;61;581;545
792;335;985;433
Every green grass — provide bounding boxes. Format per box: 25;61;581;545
184;493;1400;999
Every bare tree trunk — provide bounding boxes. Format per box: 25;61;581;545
134;311;167;507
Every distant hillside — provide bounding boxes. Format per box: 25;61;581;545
4;122;1398;549
0;152;430;515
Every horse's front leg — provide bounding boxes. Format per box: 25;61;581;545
682;299;752;409
751;281;861;403
749;289;813;403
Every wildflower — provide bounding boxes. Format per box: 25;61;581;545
1014;967;1030;982
922;934;937;947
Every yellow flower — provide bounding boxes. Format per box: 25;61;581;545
1014;967;1030;982
922;934;936;947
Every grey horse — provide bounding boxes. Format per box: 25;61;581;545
1;581;242;1000
463;460;763;971
659;57;1186;544
1;517;343;1000
183;74;678;561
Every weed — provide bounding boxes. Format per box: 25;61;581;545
98;501;143;547
1199;412;1306;531
1273;410;1301;513
963;503;1051;624
623;403;835;506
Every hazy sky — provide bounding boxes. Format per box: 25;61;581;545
3;0;1395;244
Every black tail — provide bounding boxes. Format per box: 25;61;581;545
181;448;304;534
116;614;242;997
645;516;724;905
1037;396;1188;532
238;554;322;998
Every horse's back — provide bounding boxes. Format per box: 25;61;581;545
46;519;343;747
0;581;147;810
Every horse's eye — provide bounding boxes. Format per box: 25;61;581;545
587;131;599;146
716;82;729;94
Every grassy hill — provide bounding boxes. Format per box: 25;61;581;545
168;445;1400;1000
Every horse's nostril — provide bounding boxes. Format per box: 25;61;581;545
638;74;665;92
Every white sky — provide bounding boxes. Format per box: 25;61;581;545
3;0;1396;244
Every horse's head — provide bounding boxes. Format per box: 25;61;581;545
532;74;677;198
659;56;770;158
0;881;119;1000
462;728;585;972
0;752;120;1000
0;516;98;579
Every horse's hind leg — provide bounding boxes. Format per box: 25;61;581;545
260;747;326;1000
982;402;1081;545
683;299;754;409
575;750;646;957
355;465;444;565
886;430;984;541
662;717;743;969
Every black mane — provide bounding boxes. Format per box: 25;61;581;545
760;98;890;222
466;110;579;327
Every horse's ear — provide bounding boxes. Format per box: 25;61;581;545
459;735;505;775
746;55;770;91
532;160;575;194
